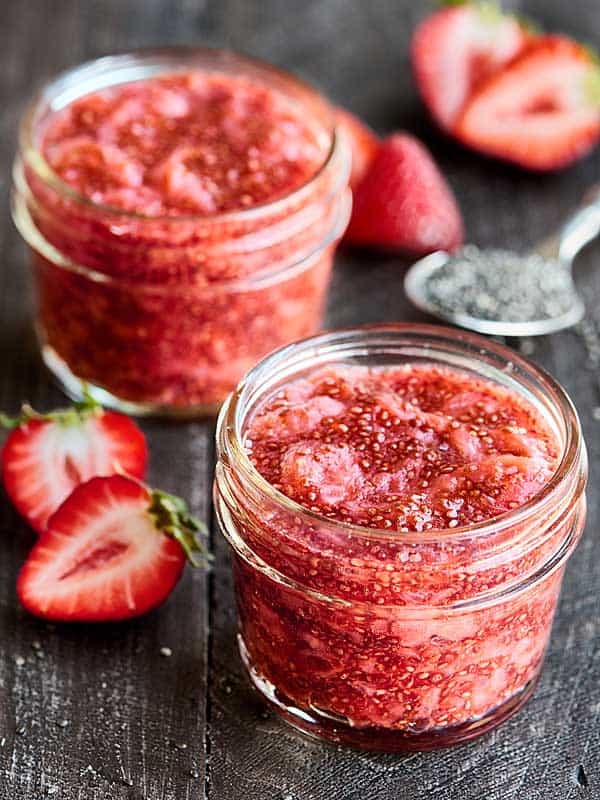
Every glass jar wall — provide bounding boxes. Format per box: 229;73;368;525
12;48;350;416
215;324;587;751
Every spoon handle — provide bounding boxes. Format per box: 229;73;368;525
535;185;600;264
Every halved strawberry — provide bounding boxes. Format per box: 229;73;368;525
1;394;147;534
411;2;530;130
17;475;210;622
345;133;464;254
455;35;600;170
335;107;380;191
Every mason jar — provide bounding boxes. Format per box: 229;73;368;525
214;324;587;751
12;48;351;416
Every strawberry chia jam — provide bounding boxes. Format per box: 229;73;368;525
215;325;587;751
12;49;350;414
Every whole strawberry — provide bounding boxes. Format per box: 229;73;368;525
1;393;147;533
345;133;464;254
335;107;380;191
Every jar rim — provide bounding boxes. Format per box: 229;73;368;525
217;322;586;545
11;168;351;292
19;45;340;224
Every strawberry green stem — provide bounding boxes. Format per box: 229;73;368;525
148;490;212;568
0;386;101;430
584;58;600;107
439;0;540;34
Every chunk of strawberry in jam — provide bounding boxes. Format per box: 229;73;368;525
249;395;344;439
45;137;144;199
280;441;363;507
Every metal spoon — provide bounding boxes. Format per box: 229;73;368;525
404;187;600;337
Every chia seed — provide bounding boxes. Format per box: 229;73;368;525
423;246;580;323
518;338;536;356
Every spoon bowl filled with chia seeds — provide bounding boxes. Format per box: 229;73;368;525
405;186;600;337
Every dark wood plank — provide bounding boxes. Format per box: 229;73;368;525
0;1;599;799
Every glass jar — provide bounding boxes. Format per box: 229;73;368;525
214;324;587;751
12;48;351;416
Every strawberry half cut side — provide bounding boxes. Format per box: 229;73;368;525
1;393;147;534
411;1;530;130
17;475;211;622
454;36;600;170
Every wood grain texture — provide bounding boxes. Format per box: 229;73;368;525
0;1;599;798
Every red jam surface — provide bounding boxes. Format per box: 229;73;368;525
232;364;567;738
245;364;558;530
22;69;343;409
40;73;325;216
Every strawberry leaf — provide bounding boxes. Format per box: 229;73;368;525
439;0;497;10
0;388;102;430
148;489;212;568
439;2;537;33
580;44;600;107
476;2;505;26
585;65;600;108
513;12;540;35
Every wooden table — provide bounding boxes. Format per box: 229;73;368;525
1;1;599;798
